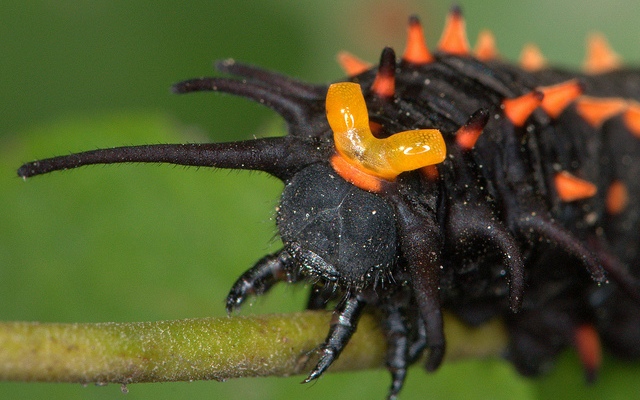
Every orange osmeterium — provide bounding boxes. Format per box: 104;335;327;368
403;15;433;65
539;79;584;119
502;91;544;127
554;171;598;202
438;6;470;55
326;82;446;185
337;51;372;76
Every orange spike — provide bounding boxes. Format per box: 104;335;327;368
474;30;498;61
456;124;483;150
584;33;621;74
437;6;470;55
574;324;602;383
575;96;627;127
456;109;490;150
371;47;396;98
519;43;547;72
403;15;434;65
623;101;640;138
337;51;372;76
420;165;440;181
554;171;598;202
606;180;629;215
538;79;584;119
502;91;544;127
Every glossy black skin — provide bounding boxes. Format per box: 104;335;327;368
18;45;640;398
278;163;398;286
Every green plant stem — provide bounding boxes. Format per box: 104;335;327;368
0;311;507;384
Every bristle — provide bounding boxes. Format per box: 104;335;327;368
575;96;627;127
623;102;640;138
371;47;396;98
519;43;547;71
502;91;544;127
337;51;372;76
437;5;470;55
474;30;498;61
402;15;433;65
584;33;622;74
574;324;602;384
606;180;629;215
455;108;490;150
554;171;598;202
539;79;584;119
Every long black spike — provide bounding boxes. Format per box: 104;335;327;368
17;136;317;180
214;59;325;99
448;203;525;311
588;237;640;304
172;77;320;129
519;214;606;283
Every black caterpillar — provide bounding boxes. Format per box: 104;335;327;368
17;7;640;399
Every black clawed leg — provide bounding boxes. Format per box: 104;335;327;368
306;283;337;310
408;314;427;361
382;299;411;400
304;294;367;382
386;367;406;400
225;250;294;313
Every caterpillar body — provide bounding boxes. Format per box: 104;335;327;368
17;7;640;399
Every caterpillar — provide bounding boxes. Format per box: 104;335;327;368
15;6;640;400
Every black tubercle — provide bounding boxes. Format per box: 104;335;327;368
17;138;325;181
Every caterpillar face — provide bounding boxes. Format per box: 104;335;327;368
16;6;640;399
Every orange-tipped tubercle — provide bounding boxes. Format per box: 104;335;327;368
438;5;470;55
403;15;433;64
327;82;446;181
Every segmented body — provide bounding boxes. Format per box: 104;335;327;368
332;46;640;379
17;8;640;399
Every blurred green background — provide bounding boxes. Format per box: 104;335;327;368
2;1;640;399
